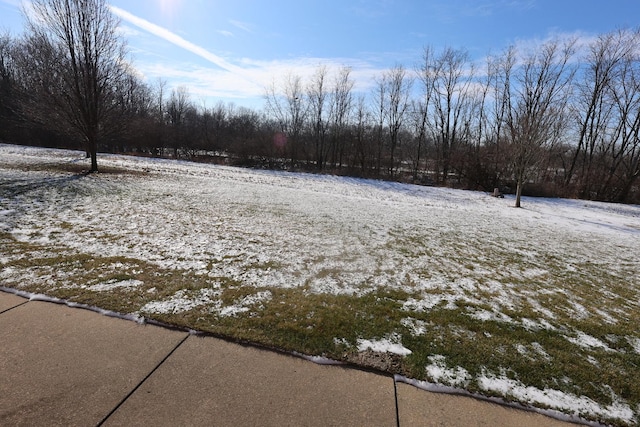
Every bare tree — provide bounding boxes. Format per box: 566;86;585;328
565;29;640;200
420;46;476;183
378;65;412;176
353;94;372;173
488;46;516;181
265;72;307;167
459;53;494;190
217;102;234;151
0;32;13;104
328;66;354;168
408;99;428;182
506;39;576;207
109;69;153;152
463;46;516;190
372;74;387;176
166;86;192;158
147;78;167;156
22;0;128;172
307;65;329;169
154;78;167;123
0;32;17;141
605;41;640;201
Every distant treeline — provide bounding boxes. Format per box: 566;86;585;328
2;18;640;203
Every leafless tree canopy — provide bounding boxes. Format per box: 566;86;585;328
506;39;576;207
2;22;640;204
19;0;128;171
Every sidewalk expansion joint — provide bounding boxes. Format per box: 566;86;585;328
0;300;29;315
393;377;400;427
96;333;190;426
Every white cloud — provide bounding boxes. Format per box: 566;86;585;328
108;5;387;106
229;19;252;33
511;30;597;55
110;5;270;101
116;24;142;38
134;55;382;106
110;6;398;106
217;29;234;37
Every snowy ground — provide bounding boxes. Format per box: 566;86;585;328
1;144;639;426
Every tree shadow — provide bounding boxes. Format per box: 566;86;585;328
0;173;87;199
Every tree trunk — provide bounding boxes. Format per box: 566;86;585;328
86;137;98;172
90;150;98;172
515;178;523;208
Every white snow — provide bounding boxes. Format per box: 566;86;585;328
88;279;143;292
466;307;514;323
426;355;471;387
294;352;345;365
356;334;412;356
2;146;638;305
139;288;272;317
564;331;614;352
530;342;552;361
140;288;220;314
400;317;427;336
217;290;272;317
0;287;147;324
628;336;640;354
478;373;636;423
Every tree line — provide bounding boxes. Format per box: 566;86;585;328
1;0;639;204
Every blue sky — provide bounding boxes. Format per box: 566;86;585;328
1;0;639;109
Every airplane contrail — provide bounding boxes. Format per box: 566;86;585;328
110;5;252;81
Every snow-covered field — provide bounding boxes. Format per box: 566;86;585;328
1;144;639;426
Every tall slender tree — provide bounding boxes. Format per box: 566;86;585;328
307;65;329;169
0;32;17;141
420;47;476;183
265;72;307;167
380;65;412;176
506;39;576;207
22;0;127;172
328;66;354;168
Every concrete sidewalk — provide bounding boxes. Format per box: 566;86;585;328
0;291;579;426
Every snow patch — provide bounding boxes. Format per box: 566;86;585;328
567;301;590;320
466;307;514;324
478;373;635;423
426;355;471;387
293;352;345;365
565;331;614;352
400;317;427;336
531;342;552;361
216;290;272;317
88;279;143;292
356;334;412;356
140;288;220;314
513;342;552;362
627;336;640;354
